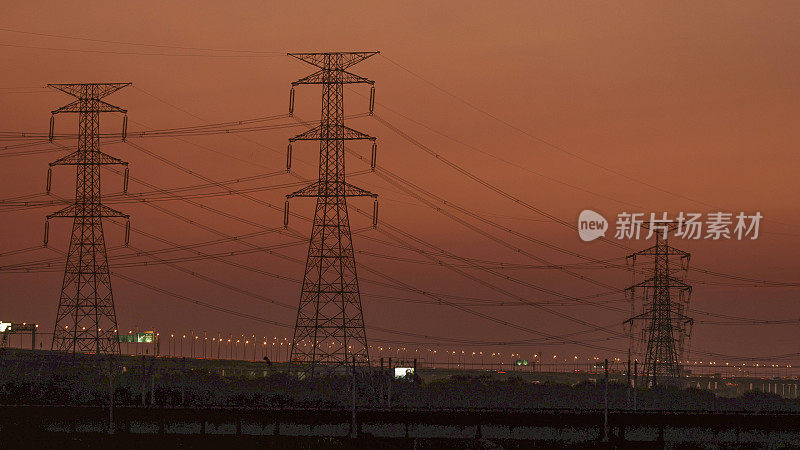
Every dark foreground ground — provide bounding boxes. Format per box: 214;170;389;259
0;431;795;450
3;404;800;449
1;348;798;412
2;349;800;448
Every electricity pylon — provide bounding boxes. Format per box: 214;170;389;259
46;83;131;355
285;52;378;375
624;222;693;386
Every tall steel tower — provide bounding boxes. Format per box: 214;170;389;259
46;83;131;355
624;222;693;386
285;52;378;374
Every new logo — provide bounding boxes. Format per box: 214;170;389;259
578;210;608;242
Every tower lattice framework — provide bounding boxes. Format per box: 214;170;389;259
47;83;131;354
286;52;378;374
624;222;693;386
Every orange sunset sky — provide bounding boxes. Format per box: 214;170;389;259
0;1;798;365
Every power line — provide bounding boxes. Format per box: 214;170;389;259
36;203;622;348
366;215;629;337
0;27;283;54
10;70;780;358
368;115;799;289
31;145;780;358
43;113;800;298
86;142;631;350
0;114;326;140
0;245;48;258
0;42;282;58
372;113;631;251
103;129;663;351
351;86;647;211
378;55;717;212
127;91;318;172
373;167;627;292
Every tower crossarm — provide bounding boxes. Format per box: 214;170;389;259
47;203;129;220
289;124;376;142
287;181;376;199
625;277;692;292
286;181;321;198
343;182;377;198
625;309;693;325
49;150;128;166
623;310;651;325
288;52;379;70
48;82;131;99
627;245;691;259
51;99;127;115
293;69;374;86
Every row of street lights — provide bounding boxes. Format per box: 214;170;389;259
162;332;294;361
114;331;800;376
130;335;618;370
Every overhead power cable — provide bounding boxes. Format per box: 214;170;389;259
372;113;631;251
0;42;282;58
0;27;283;54
99;141;631;349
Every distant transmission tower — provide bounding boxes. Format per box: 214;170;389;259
284;52;379;375
46;83;131;355
624;222;693;386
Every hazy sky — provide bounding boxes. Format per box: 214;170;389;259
0;1;798;365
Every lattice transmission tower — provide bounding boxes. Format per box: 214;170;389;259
45;83;131;355
284;52;379;375
624;222;693;386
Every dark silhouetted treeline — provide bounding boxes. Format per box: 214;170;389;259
0;359;797;412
